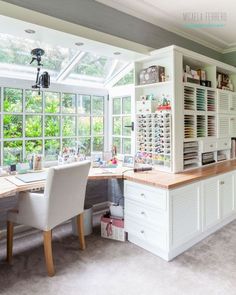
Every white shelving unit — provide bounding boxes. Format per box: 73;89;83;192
110;45;236;173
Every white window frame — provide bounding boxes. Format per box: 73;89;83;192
0;77;108;165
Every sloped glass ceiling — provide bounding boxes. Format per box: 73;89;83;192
0;33;129;86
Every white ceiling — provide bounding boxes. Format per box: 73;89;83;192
96;0;236;53
0;15;146;61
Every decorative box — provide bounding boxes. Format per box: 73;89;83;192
139;65;165;85
101;216;126;242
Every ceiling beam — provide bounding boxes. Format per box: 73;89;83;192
105;62;133;88
55;51;86;82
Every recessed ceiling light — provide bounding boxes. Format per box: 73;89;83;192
75;42;84;46
24;29;36;34
113;52;121;55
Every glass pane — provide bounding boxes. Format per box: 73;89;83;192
92;96;104;115
45;116;60;137
62;116;76;136
113;97;121;115
78;137;91;155
25;115;42;137
3;141;23;165
4;88;22;112
78;117;90;136
72;53;111;78
25;90;42;113
45;139;60;161
122;116;132;136
93;117;104;135
3;115;23;138
113;117;121;135
0;33;77;80
45;92;60;113
122;96;131;114
62;93;76;113
114;69;134;86
123;138;131;154
93;136;104;152
62;138;77;150
112;137;121;154
78;95;91;115
25;140;43;157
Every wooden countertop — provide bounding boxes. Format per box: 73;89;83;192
124;160;236;189
1;161;236;198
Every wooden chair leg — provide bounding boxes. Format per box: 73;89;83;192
6;221;13;264
43;230;55;277
77;213;86;250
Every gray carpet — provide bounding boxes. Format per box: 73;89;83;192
1;220;236;295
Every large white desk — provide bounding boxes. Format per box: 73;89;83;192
0;167;126;199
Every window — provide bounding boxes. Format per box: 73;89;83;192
114;70;134;87
0;87;105;165
78;95;105;155
112;96;132;154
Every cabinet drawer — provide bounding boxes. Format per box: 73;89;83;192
125;217;167;250
217;139;231;150
201;140;217;153
125;199;167;228
125;181;167;210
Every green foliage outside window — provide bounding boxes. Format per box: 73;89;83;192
45;92;60;113
4;88;22;112
114;70;134;87
62;116;76;136
62;93;76;113
3;141;23;165
25;140;43;157
3;115;23;138
25;115;42;137
45;116;60;137
45;139;60;161
25;90;42;113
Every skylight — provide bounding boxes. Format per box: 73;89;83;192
0;33;129;87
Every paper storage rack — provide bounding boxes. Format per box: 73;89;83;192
183;141;199;170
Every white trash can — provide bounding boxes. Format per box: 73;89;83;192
71;204;93;236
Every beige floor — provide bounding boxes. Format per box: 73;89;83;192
0;221;236;295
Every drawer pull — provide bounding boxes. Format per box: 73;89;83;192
210;144;213;147
224;143;227;146
230;107;234;111
220;181;224;185
140;193;145;198
140;230;145;234
141;211;145;215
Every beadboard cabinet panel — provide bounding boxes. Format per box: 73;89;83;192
202;176;220;230
170;183;201;248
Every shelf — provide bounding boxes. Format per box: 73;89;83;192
183;82;215;91
135;81;172;88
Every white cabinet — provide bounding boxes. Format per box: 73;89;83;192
124;171;236;261
217;90;236;114
217;115;230;138
219;173;234;219
170;183;201;248
230;117;236;137
217;90;230;113
202;176;220;230
124;181;168;258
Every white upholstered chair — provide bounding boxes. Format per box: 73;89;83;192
6;161;91;276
